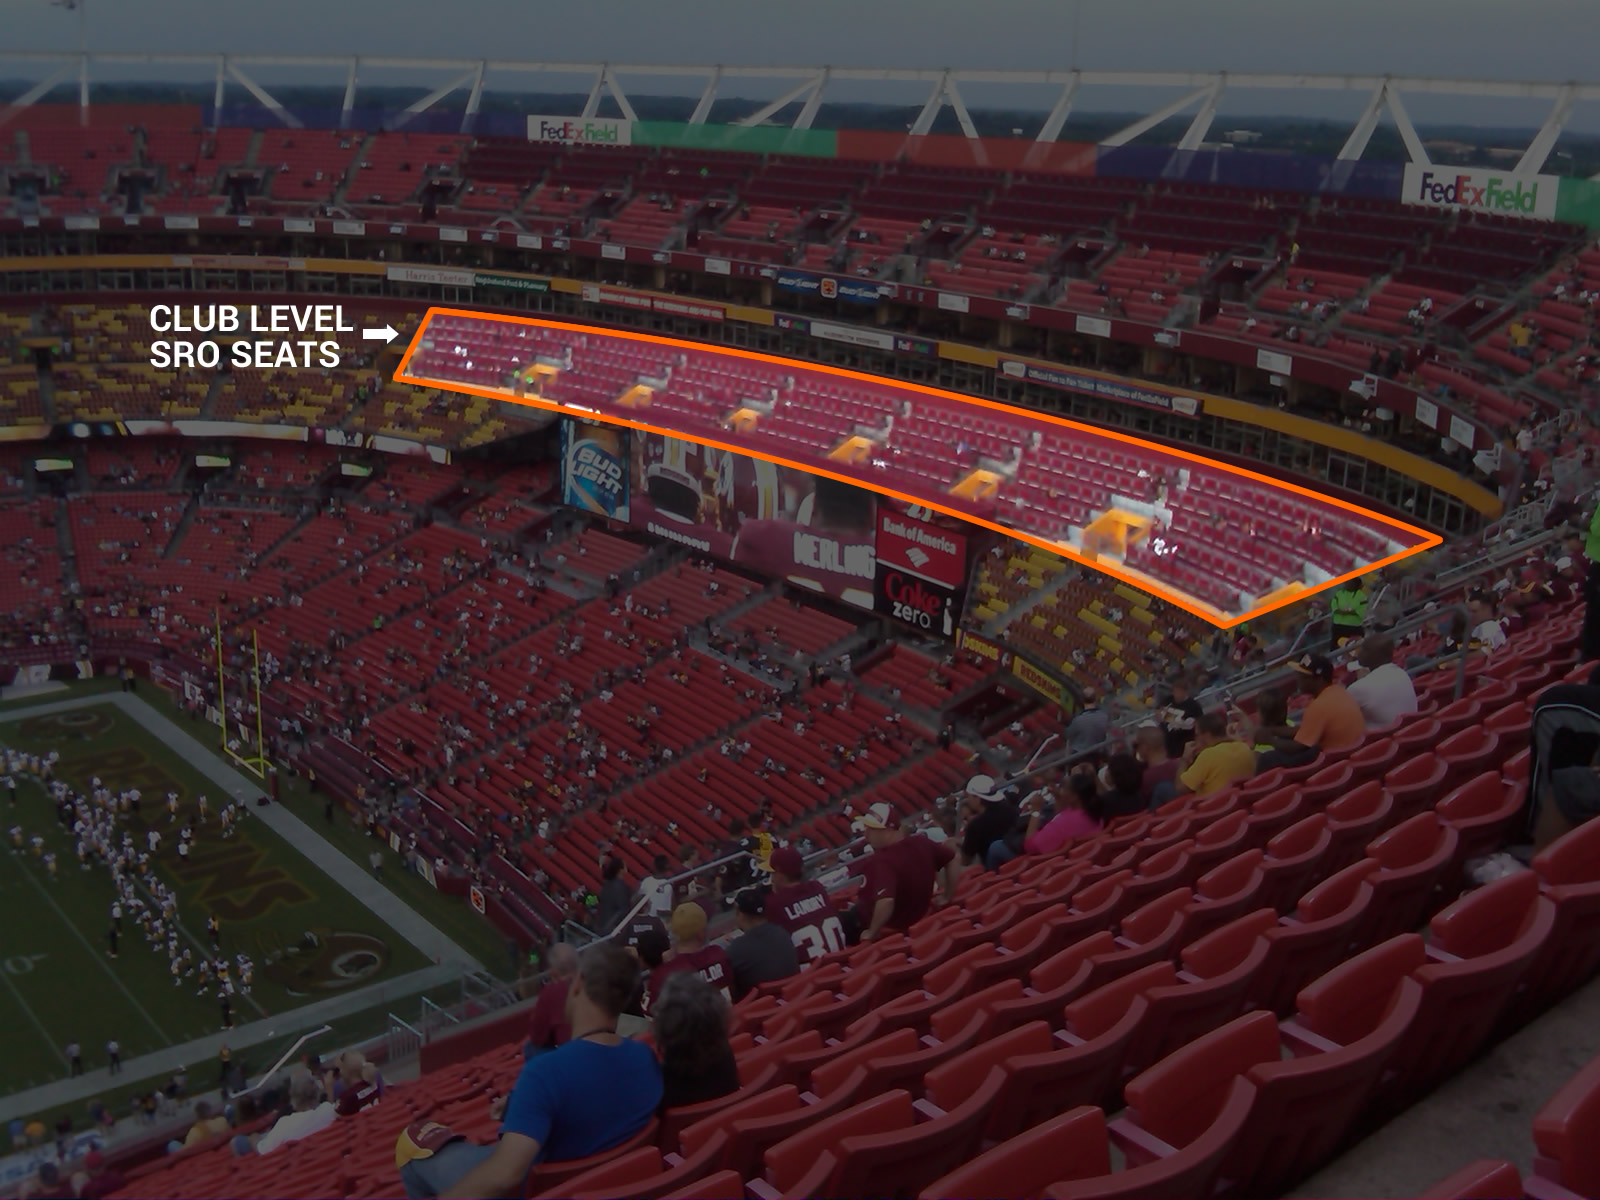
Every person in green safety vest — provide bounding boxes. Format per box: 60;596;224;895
1329;576;1369;649
1582;504;1600;662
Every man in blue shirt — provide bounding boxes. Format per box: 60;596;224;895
398;942;662;1199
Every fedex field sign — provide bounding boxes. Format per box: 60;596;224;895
527;115;632;146
1402;164;1558;221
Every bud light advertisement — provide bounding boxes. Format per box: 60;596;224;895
561;418;630;520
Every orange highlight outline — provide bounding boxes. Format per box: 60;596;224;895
396;308;1443;630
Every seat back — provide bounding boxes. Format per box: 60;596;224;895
1532;1051;1600;1199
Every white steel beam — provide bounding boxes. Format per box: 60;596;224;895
689;68;720;125
1516;82;1576;175
226;62;301;128
340;58;359;129
462;61;486;133
794;69;828;130
1176;76;1226;151
602;67;638;124
0;63;75;122
909;72;949;136
1100;84;1213;147
1382;84;1430;165
580;69;605;118
1338;80;1387;161
1036;73;1081;143
735;75;824;127
943;75;980;140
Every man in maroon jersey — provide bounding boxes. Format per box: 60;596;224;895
851;802;958;941
644;903;733;1012
763;847;840;966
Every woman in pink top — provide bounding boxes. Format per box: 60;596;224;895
1021;773;1106;856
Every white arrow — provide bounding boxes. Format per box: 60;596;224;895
362;325;399;344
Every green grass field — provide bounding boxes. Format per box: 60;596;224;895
0;697;433;1094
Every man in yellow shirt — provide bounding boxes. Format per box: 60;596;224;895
1176;712;1257;796
1291;653;1367;753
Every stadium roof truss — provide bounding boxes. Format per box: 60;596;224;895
2;53;1598;177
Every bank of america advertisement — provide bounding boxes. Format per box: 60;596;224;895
628;431;876;610
1401;164;1560;221
560;419;630;520
874;502;968;638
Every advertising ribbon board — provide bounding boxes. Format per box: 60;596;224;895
772;270;885;305
475;272;551;293
956;629;1012;669
1000;360;1198;413
1013;658;1072;710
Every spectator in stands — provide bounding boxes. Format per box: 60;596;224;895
524;943;577;1059
70;1151;123;1200
1241;688;1316;772
248;1069;336;1156
851;802;958;942
328;1051;384;1117
957;775;1020;870
1064;687;1109;752
1161;676;1203;757
1289;653;1367;753
1011;773;1105;860
646;904;733;1012
653;972;740;1110
636;854;674;919
1346;635;1418;728
726;889;799;1000
764;847;833;966
594;857;632;934
18;1161;67;1200
1097;753;1147;818
1329;576;1370;648
1468;592;1509;654
1176;712;1257;797
1583;506;1600;662
397;943;661;1200
181;1100;231;1148
1134;725;1181;809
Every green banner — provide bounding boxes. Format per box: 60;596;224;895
631;121;837;158
1556;178;1600;230
475;273;550;293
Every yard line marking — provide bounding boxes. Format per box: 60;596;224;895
0;955;70;1069
13;859;171;1044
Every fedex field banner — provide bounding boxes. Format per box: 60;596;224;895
629;431;876;610
527;115;632;146
1402;164;1559;221
561;419;630;520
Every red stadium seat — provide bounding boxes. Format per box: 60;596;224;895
1379;872;1555;1112
1419;1158;1531;1200
1257;814;1332;915
1357;812;1460;946
920;1105;1110;1200
1434;727;1502;793
1383;753;1451;825
1182;850;1266;943
1532;1051;1600;1199
1320;781;1394;878
1435;772;1525;874
1501;817;1600;1030
1250;860;1375;1016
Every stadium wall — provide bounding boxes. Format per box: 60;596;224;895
194;102;1600;223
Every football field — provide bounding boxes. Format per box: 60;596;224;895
0;698;431;1094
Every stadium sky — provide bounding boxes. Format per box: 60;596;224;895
1;0;1596;133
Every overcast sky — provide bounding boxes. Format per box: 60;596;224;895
2;0;1597;132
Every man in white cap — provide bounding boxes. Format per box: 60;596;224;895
957;775;1021;871
850;802;957;942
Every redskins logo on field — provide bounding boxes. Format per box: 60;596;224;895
260;930;391;996
17;709;115;741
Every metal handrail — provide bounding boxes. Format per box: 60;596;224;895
228;1024;333;1099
